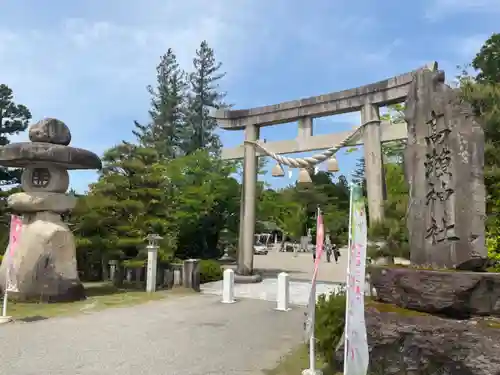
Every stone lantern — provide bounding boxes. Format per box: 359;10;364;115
0;118;102;302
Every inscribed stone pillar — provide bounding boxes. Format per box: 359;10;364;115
238;124;259;276
404;68;486;270
362;103;385;224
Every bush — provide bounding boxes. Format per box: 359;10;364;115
199;259;223;284
121;259;146;269
315;288;346;365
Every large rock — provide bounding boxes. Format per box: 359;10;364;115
369;266;500;318
334;306;500;375
29;118;72;146
0;211;85;302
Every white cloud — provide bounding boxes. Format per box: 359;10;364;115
425;0;500;19
0;0;263;151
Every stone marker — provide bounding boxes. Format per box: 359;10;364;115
182;259;200;292
109;260;118;282
146;247;158;293
404;69;487;270
0;118;102;302
276;272;291;311
222;268;235;304
173;267;182;287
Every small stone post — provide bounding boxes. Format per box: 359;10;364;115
173;268;182;287
182;259;200;292
108;260;118;281
145;234;162;293
222;268;235;304
276;272;291;311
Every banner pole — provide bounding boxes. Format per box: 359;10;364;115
309;206;320;372
343;183;355;373
309;280;316;372
2;245;10;318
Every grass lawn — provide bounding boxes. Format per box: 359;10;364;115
263;344;340;375
3;282;195;322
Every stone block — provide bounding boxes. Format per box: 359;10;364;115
0;211;85;302
404;68;486;269
369;266;500;318
8;192;76;213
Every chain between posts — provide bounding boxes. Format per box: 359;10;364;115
243;120;377;168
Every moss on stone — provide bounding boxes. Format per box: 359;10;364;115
366;299;430;317
369;264;500;274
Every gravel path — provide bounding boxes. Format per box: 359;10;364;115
0;294;306;375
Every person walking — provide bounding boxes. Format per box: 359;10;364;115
324;234;332;263
332;243;339;263
326;246;332;263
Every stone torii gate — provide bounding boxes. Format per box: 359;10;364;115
213;62;438;280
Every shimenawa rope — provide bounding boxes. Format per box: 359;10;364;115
243;119;380;168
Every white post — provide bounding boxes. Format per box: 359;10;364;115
2;290;8;316
173;269;182;286
1;268;12;324
276;272;291;311
222;269;235;304
146;245;158;293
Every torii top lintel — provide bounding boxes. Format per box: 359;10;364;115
211;62;438;130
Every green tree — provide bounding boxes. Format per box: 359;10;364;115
458;33;500;266
0;84;32;185
0;84;31;254
368;163;409;262
72;142;175;278
182;40;226;155
256;171;351;246
133;49;187;159
380;103;407;163
167;150;240;259
472;33;500;84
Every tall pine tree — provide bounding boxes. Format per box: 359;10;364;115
0;84;31;253
182;40;227;155
133;49;187;159
0;84;31;185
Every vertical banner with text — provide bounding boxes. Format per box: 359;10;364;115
5;215;23;293
344;185;369;375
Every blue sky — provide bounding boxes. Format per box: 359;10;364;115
0;0;498;192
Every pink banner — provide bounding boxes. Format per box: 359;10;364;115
8;215;22;257
5;215;22;293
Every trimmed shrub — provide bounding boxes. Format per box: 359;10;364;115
122;259;146;269
315;288;347;365
199;259;223;284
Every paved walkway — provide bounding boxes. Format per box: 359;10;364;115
202;278;342;306
252;248;349;283
0;295;306;375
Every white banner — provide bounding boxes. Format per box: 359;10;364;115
344;185;369;375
